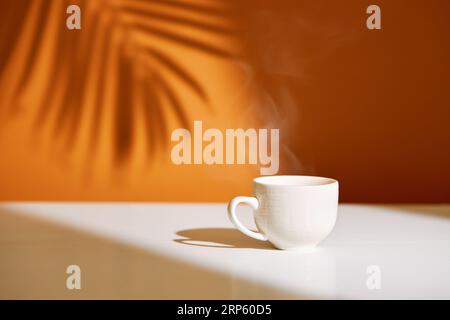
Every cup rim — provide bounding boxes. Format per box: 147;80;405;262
253;175;338;188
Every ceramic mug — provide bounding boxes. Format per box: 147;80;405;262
227;175;339;250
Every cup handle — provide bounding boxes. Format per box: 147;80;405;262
227;196;268;241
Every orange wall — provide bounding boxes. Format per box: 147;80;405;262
0;0;449;202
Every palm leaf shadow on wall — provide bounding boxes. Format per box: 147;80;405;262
0;0;238;165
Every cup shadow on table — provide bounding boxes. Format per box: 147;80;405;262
174;228;274;250
0;207;296;299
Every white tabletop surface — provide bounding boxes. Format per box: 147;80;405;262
0;203;449;299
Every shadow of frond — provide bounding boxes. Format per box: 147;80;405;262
0;0;238;165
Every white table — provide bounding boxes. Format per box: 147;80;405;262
0;203;449;299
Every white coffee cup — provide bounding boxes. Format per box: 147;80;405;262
227;175;339;250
